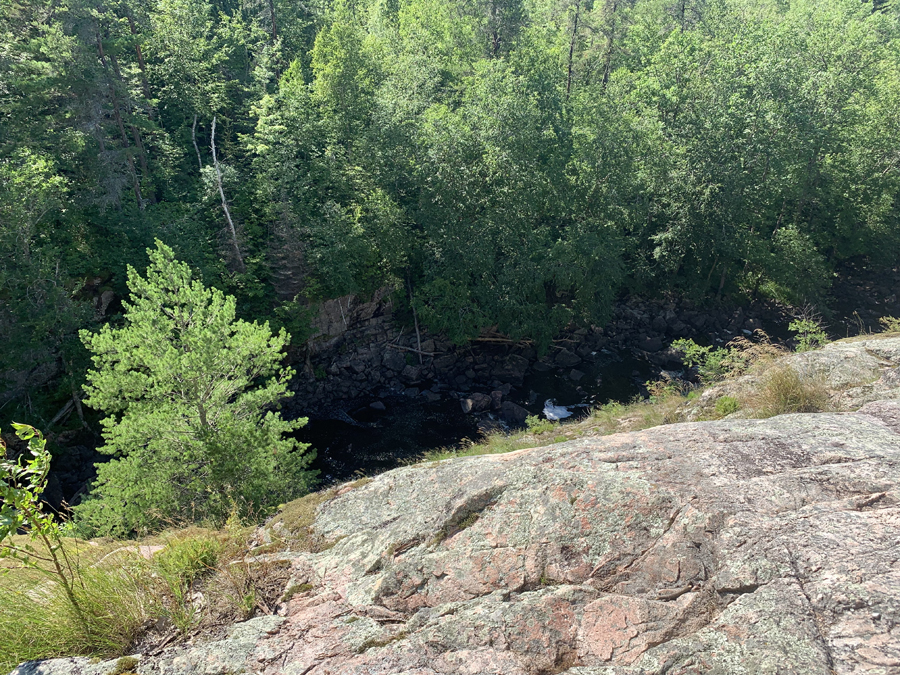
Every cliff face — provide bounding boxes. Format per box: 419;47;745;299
14;341;900;675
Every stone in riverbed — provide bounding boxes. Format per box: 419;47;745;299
490;390;503;410
460;393;491;414
382;349;407;372
640;336;663;352
492;355;530;385
401;365;421;382
554;349;581;368
433;354;458;372
500;400;529;425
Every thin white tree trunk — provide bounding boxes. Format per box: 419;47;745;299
192;114;203;169
210;116;244;271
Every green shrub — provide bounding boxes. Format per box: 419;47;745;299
672;339;737;383
525;415;555;434
879;316;900;333
714;396;740;417
789;317;828;352
674;333;783;383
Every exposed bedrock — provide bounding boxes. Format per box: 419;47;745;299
23;399;900;675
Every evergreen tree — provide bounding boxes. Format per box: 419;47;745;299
75;241;314;537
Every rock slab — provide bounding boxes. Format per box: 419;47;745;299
15;402;900;675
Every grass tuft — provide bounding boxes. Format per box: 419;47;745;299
0;554;152;673
742;365;830;418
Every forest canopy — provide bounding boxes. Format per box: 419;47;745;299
1;0;899;423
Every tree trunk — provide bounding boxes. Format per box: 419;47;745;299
109;52;155;204
600;0;618;89
268;0;278;41
192;115;203;169
566;0;581;100
210;116;245;272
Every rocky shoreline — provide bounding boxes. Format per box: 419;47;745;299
289;292;797;426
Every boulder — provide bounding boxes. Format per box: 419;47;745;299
460;393;491;414
492;355;530;385
639;336;663;352
470;392;492;412
382;350;407;372
490;390;503;410
432;354;458;372
500;400;529;425
554;349;581;368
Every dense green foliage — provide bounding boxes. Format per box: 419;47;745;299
75;242;314;536
2;0;899;426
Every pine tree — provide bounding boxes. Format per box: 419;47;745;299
75;241;314;537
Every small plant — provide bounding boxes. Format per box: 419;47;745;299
152;535;221;634
672;339;737;383
314;366;327;380
525;415;555;434
1;424;84;621
879;316;900;333
111;656;140;675
457;512;480;530
789;316;828;352
282;583;314;602
674;332;783;383
714;396;740;417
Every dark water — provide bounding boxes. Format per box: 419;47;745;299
298;349;659;483
297;401;479;482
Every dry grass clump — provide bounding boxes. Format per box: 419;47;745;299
588;395;685;434
741;365;830;418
